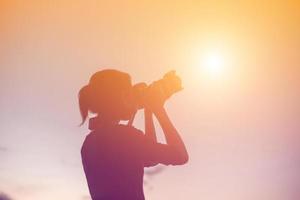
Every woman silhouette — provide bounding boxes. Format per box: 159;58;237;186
79;69;188;200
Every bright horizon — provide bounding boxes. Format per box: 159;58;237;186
1;1;300;200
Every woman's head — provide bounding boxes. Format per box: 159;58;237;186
78;69;137;125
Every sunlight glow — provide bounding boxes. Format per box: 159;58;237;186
203;52;225;78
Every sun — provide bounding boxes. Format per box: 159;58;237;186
192;45;233;82
203;52;225;78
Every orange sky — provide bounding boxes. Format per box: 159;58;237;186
1;1;300;200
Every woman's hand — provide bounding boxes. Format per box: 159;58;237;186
144;81;166;113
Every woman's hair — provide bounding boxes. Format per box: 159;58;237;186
78;69;132;125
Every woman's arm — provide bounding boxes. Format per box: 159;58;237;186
144;108;159;167
144;108;157;142
143;74;188;165
153;107;189;165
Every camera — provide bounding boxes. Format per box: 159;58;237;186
132;70;183;109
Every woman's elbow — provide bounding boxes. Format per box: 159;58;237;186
172;153;189;165
179;154;189;165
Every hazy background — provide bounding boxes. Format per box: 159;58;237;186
1;1;300;200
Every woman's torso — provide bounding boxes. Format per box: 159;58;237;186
81;125;146;200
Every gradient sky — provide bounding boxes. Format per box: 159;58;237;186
1;1;300;200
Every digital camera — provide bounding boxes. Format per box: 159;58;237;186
132;70;183;109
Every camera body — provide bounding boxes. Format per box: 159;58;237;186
132;71;183;109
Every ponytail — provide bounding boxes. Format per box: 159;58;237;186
78;85;90;126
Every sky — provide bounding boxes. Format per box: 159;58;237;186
1;0;300;200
